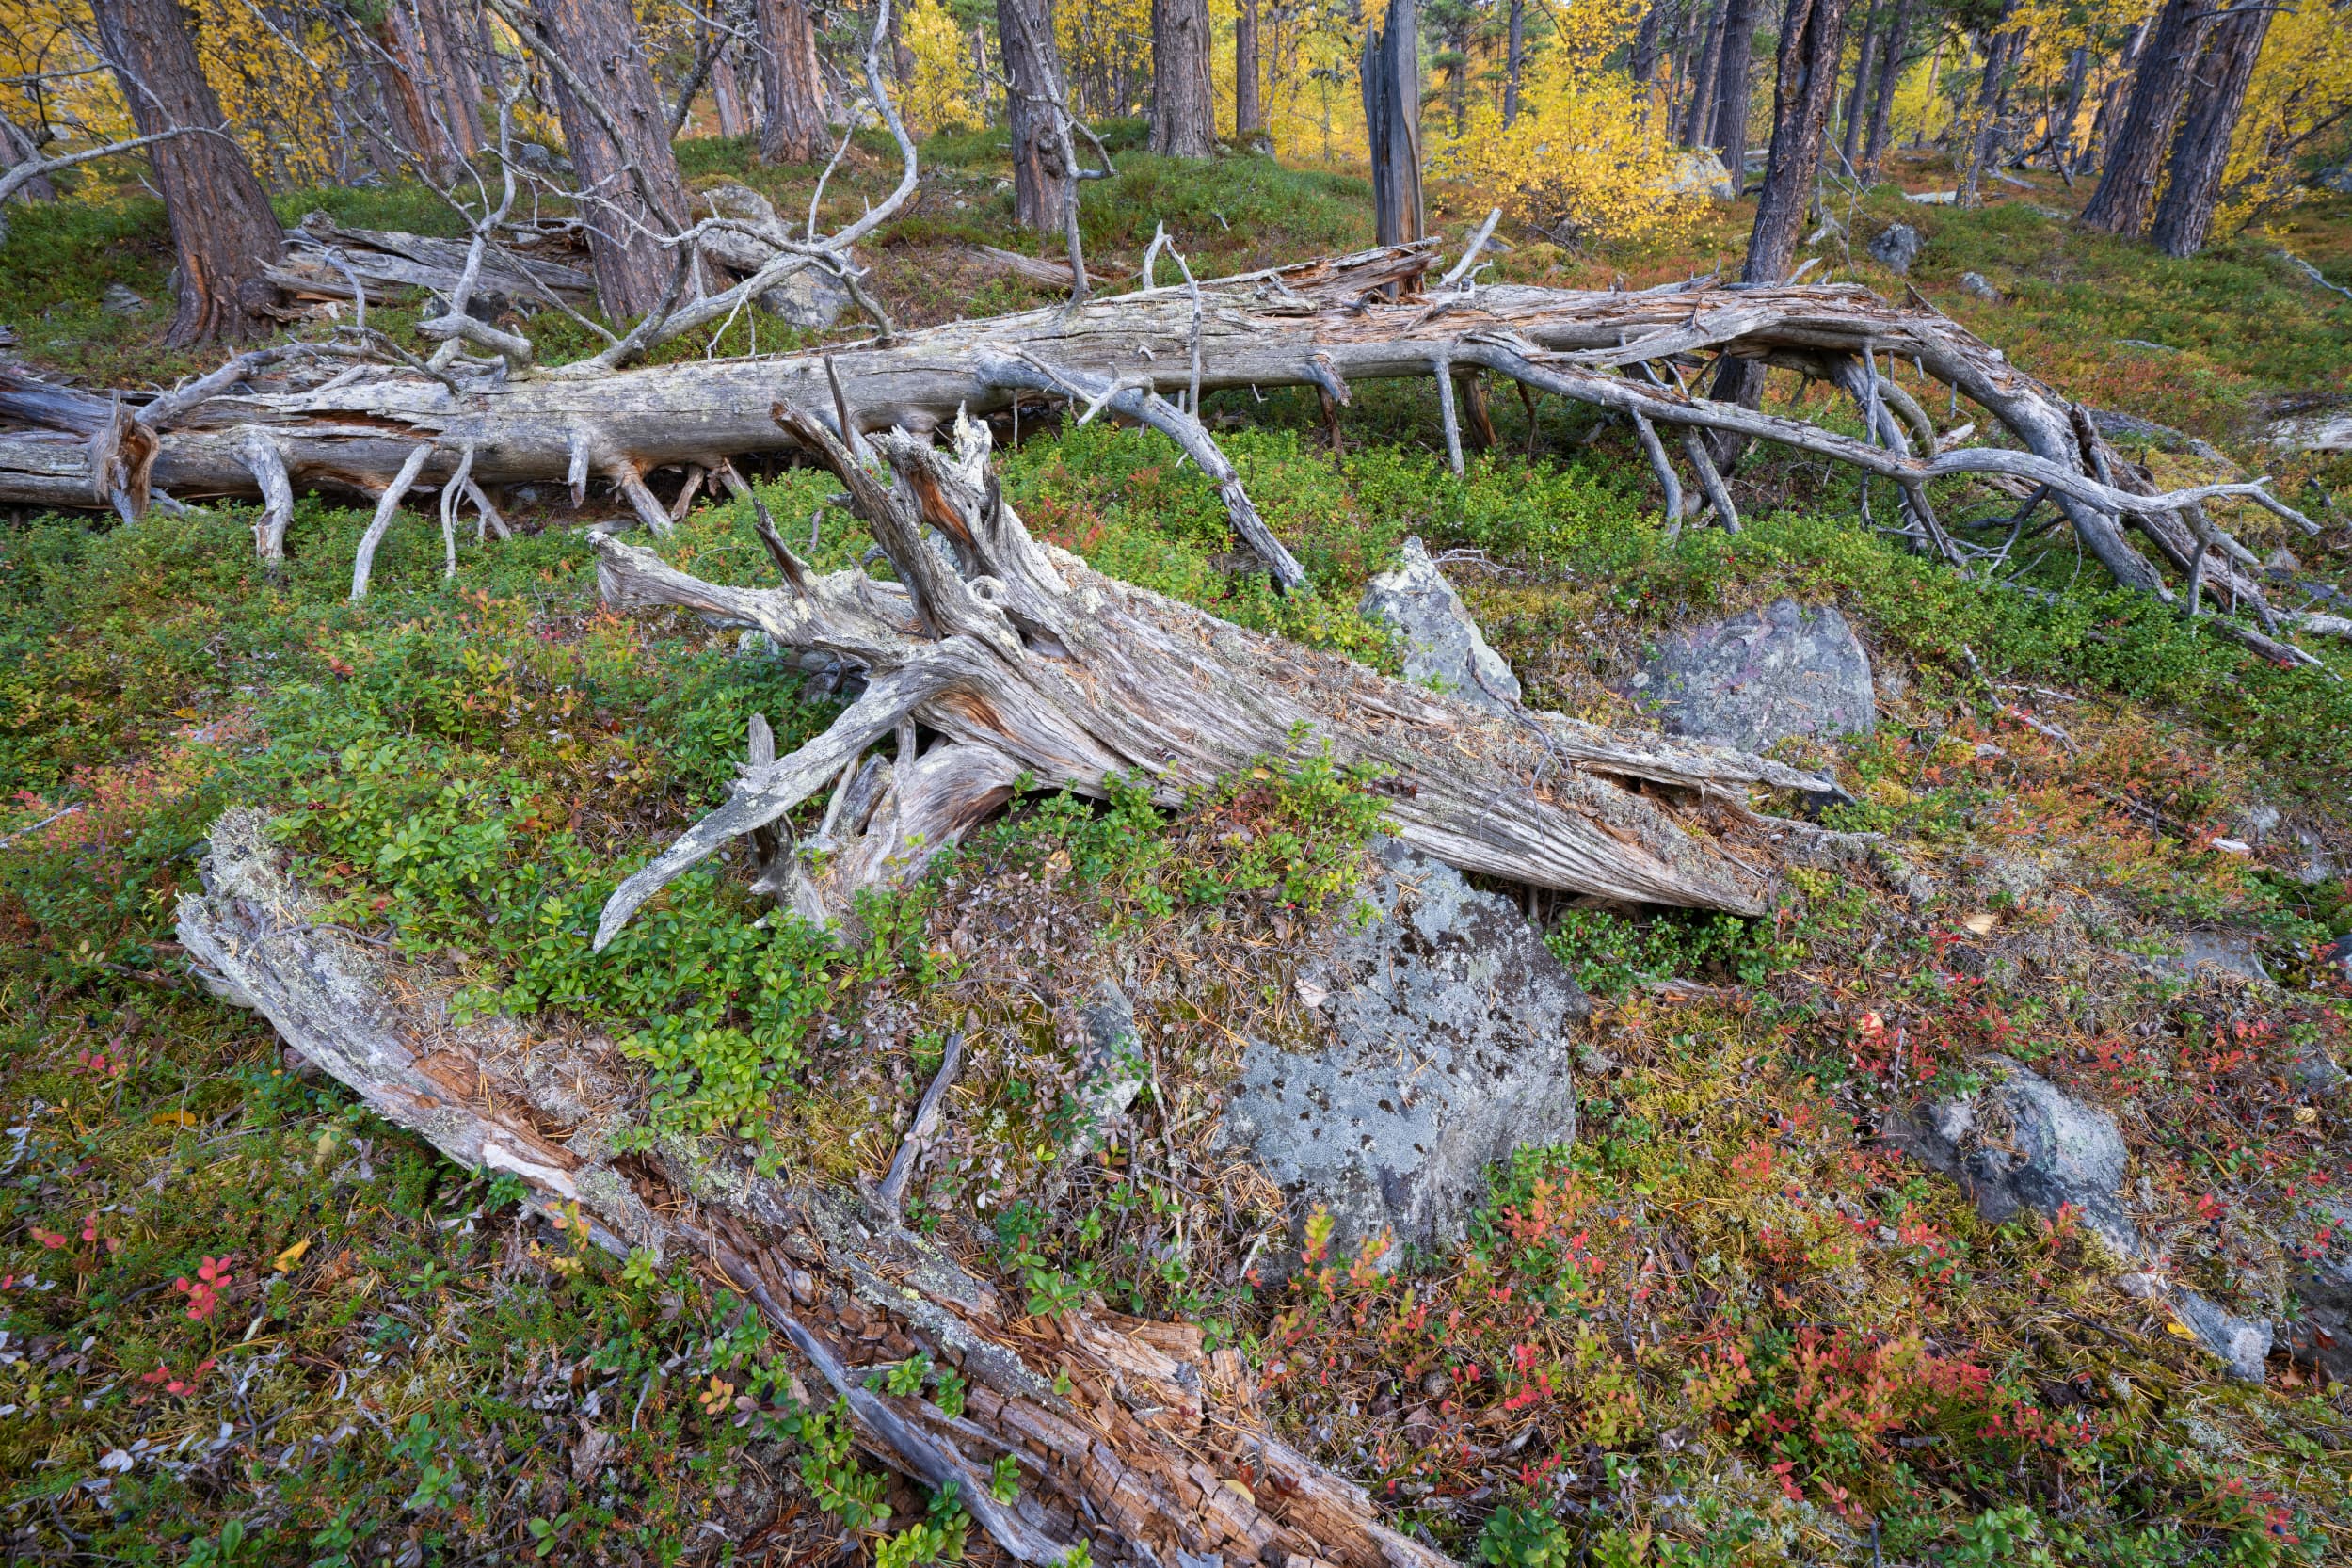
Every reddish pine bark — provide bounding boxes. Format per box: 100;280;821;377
90;0;284;346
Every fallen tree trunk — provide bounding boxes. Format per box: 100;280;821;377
176;808;1454;1568
264;214;596;311
0;243;2322;653
589;402;1825;942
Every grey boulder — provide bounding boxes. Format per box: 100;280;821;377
1867;223;1924;276
1886;1057;2141;1262
1638;598;1875;754
2143;930;2269;984
1221;837;1586;1272
2171;1289;2273;1384
761;264;852;329
1359;536;1522;712
1960;270;2002;301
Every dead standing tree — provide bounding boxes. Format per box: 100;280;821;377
1361;0;1423;251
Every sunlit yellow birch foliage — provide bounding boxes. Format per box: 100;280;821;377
900;0;980;135
1430;0;1699;249
190;0;345;186
2220;0;2352;232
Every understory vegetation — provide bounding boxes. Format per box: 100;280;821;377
4;132;2352;1567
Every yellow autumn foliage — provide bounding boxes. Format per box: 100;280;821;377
2221;0;2352;230
1429;0;1700;251
899;0;980;136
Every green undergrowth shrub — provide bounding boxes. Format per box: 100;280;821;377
1544;906;1779;998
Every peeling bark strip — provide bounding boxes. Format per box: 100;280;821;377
176;809;1459;1567
587;404;1829;948
0;244;2319;654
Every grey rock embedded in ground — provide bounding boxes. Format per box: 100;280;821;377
2293;1037;2349;1096
1221;837;1587;1272
1068;980;1146;1154
1866;223;1924;276
1638;598;1875;754
2269;410;2352;453
100;283;145;316
2171;1289;2273;1384
2144;930;2270;984
1887;1057;2141;1262
1959;270;2001;301
1358;536;1522;712
2282;1252;2352;1379
2087;407;2231;465
760;264;852;329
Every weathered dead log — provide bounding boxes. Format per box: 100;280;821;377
0;244;2324;654
266;214;595;311
588;402;1829;947
176;808;1456;1568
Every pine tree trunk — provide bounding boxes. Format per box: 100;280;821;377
1710;0;1845;438
1360;0;1423;248
1683;0;1728;148
1504;0;1527;123
1236;0;1265;136
1839;0;1880;165
712;40;749;137
1859;0;1910;177
89;0;284;347
526;0;696;325
1960;24;2020;208
2080;0;2209;235
2051;42;2088;170
1632;1;1665;91
407;0;487;160
372;15;446;173
1746;0;1846;280
1000;0;1069;230
2084;21;2147;175
2146;2;2270;258
1445;12;1468;136
1150;0;1217;154
1710;0;1758;184
755;0;827;163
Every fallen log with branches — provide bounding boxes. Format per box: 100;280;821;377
0;240;2328;662
589;402;1827;945
176;808;1457;1568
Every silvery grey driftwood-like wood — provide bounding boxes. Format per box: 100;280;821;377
0;242;2320;653
176;808;1461;1568
587;402;1829;947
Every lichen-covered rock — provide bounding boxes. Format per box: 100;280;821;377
1221;837;1586;1272
2283;1247;2352;1380
1887;1057;2141;1262
762;264;852;329
2171;1289;2273;1384
1358;536;1522;712
2143;930;2270;984
1638;598;1875;754
1867;223;1924;276
1069;981;1146;1155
